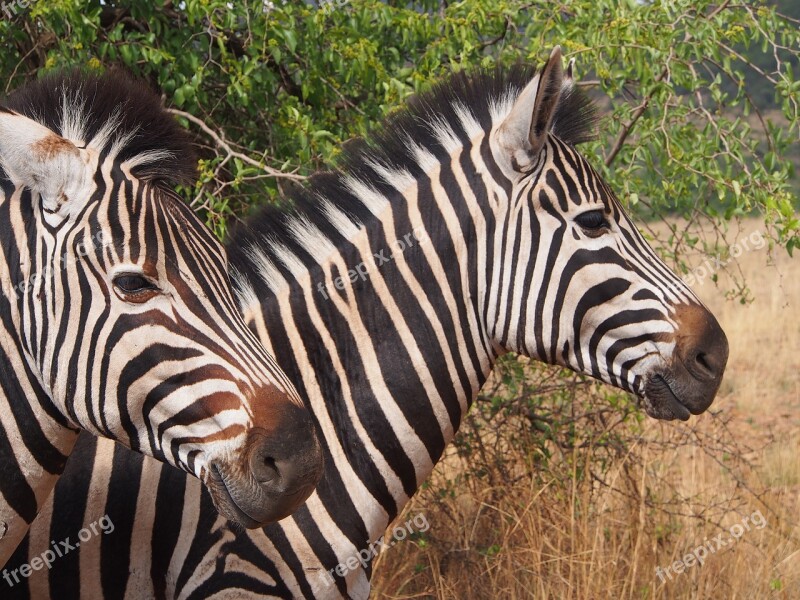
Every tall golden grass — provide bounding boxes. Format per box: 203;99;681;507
371;218;800;599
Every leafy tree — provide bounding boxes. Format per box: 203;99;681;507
1;0;798;265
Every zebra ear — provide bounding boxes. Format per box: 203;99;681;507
0;107;91;216
496;46;565;172
565;57;576;84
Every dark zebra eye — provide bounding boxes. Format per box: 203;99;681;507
113;273;159;300
575;210;609;231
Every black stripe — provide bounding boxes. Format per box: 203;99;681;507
151;460;186;600
46;433;98;599
100;441;144;596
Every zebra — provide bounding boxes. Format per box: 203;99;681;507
10;48;728;598
0;70;323;569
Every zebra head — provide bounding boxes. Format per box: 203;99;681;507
486;48;728;420
0;72;323;526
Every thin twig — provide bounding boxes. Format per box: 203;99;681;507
604;0;733;167
168;108;306;181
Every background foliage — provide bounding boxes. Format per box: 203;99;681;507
0;0;798;260
2;2;799;597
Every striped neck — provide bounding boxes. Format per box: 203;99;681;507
224;62;606;594
0;182;78;568
234;160;499;538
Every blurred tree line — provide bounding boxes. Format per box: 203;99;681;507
0;0;798;261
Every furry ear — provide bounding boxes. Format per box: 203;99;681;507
565;56;576;82
496;46;566;172
0;107;93;216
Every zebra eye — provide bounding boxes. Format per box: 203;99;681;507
575;210;609;232
113;273;159;300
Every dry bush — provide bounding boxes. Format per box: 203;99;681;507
371;357;800;599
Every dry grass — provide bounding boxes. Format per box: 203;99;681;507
371;218;800;599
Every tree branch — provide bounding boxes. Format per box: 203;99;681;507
604;0;733;168
604;63;670;168
168;108;306;181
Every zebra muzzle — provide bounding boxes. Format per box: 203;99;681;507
205;403;324;527
642;303;729;421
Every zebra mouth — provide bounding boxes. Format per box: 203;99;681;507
642;375;691;421
206;464;262;529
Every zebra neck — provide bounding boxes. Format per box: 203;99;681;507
240;197;500;555
0;313;78;568
0;186;79;567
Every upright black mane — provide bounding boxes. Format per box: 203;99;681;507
228;62;598;280
1;69;195;186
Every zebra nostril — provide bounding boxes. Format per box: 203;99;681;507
694;351;713;375
685;345;724;382
673;303;729;383
249;444;280;485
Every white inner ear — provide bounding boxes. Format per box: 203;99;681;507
495;47;566;175
495;74;542;172
0;110;95;218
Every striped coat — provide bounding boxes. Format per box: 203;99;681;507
0;71;323;569
10;49;727;598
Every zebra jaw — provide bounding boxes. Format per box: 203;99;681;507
205;455;322;527
641;375;693;421
206;464;267;528
202;402;325;527
640;304;729;421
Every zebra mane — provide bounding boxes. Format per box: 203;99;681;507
228;62;599;293
0;69;195;186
